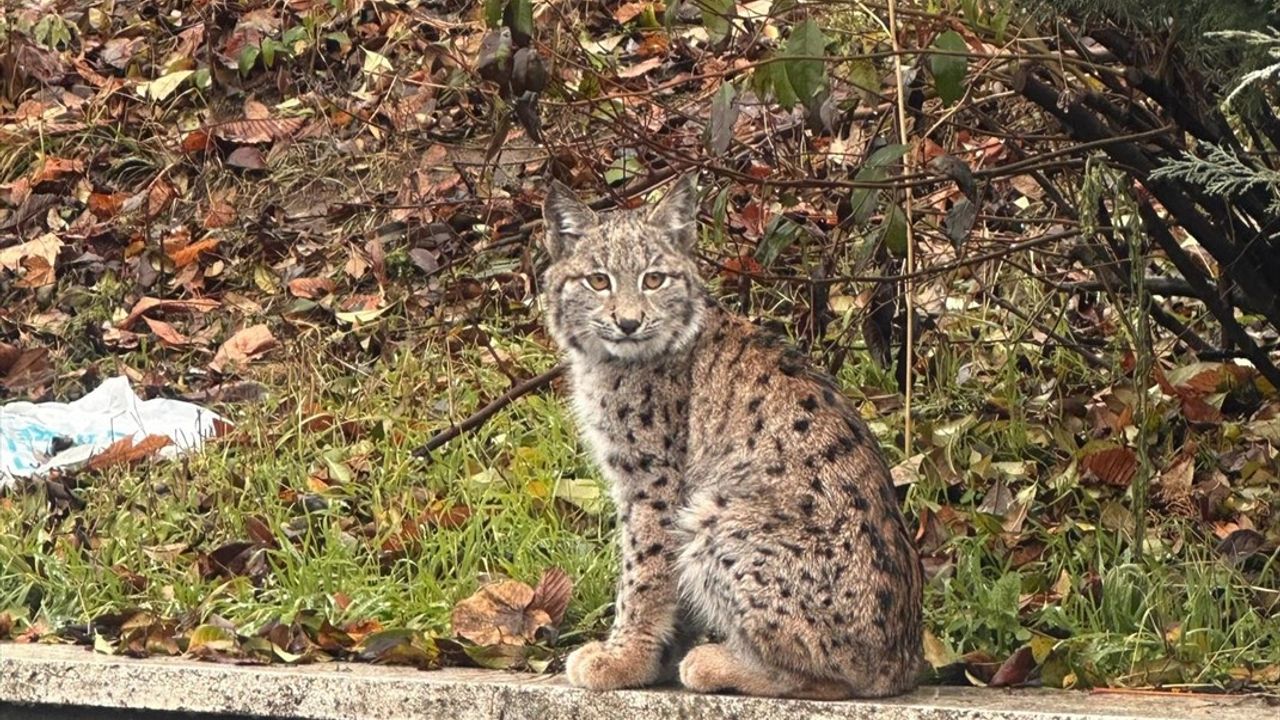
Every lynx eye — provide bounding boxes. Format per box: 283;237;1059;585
642;272;667;290
585;273;612;291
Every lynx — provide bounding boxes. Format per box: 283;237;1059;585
540;175;923;699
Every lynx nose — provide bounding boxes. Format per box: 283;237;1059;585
616;317;642;335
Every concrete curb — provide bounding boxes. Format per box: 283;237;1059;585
0;643;1268;720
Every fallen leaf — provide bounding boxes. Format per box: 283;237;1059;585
0;345;53;391
529;567;573;626
1080;446;1137;488
181;129;214;154
451;579;552;647
287;277;336;299
210;324;278;373
0;233;61;274
168;237;220;268
120;296;220;329
142;317;191;347
31;156;84;186
88;192;128;219
357;628;439;668
989;646;1036;687
617;56;663;79
86;434;173;472
203;190;237;229
214;117;305;143
226;146;266;170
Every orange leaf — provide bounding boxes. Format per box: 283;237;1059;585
209;324;278;373
88;192;127;219
181;129;214;154
31;156;84;185
287;277;336;299
86;434;172;472
168;237;220;268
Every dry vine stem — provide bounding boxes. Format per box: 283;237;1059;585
887;0;917;456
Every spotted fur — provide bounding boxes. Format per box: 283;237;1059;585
541;176;923;699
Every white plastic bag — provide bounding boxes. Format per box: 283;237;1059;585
0;376;225;487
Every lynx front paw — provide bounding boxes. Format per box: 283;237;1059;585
565;640;662;691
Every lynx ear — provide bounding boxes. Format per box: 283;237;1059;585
647;174;699;249
542;181;598;260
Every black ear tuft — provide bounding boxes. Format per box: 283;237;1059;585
542;181;598;259
647;174;699;249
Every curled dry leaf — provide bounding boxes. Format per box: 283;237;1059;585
451;579;553;647
1080;446;1137;488
988;645;1036;687
357;628;439;669
85;434;173;472
142;317;191;347
203;190;237;229
167;237;220;268
213;117;305;144
88;191;128;219
119;296;220;329
181;129;214;154
0;233;61;274
226;146;267;171
210;324;279;373
287;277;336;299
529;567;573;626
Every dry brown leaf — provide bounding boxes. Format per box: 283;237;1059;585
451;579;552;647
419;500;472;530
203;189;237;229
31;156;84;185
15;255;55;288
243;99;271;120
365;237;386;286
226;146;266;170
0;345;53;391
120;296;220;329
0;233;61;274
529;567;573;626
214;117;305;144
168;237;220;268
142;317;191;347
988;646;1036;687
88;191;128;219
147;179;177;218
287;277;336;299
616;56;663;79
613;2;649;24
210;324;278;373
181;129;214;154
85;434;173;472
1081;446;1137;488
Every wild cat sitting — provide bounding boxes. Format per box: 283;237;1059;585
539;175;923;699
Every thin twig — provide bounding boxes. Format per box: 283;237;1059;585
411;365;567;458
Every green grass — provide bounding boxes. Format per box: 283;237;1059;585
1;331;616;641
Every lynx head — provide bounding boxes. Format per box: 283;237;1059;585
540;175;708;363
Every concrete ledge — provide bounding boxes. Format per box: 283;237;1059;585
0;643;1268;720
